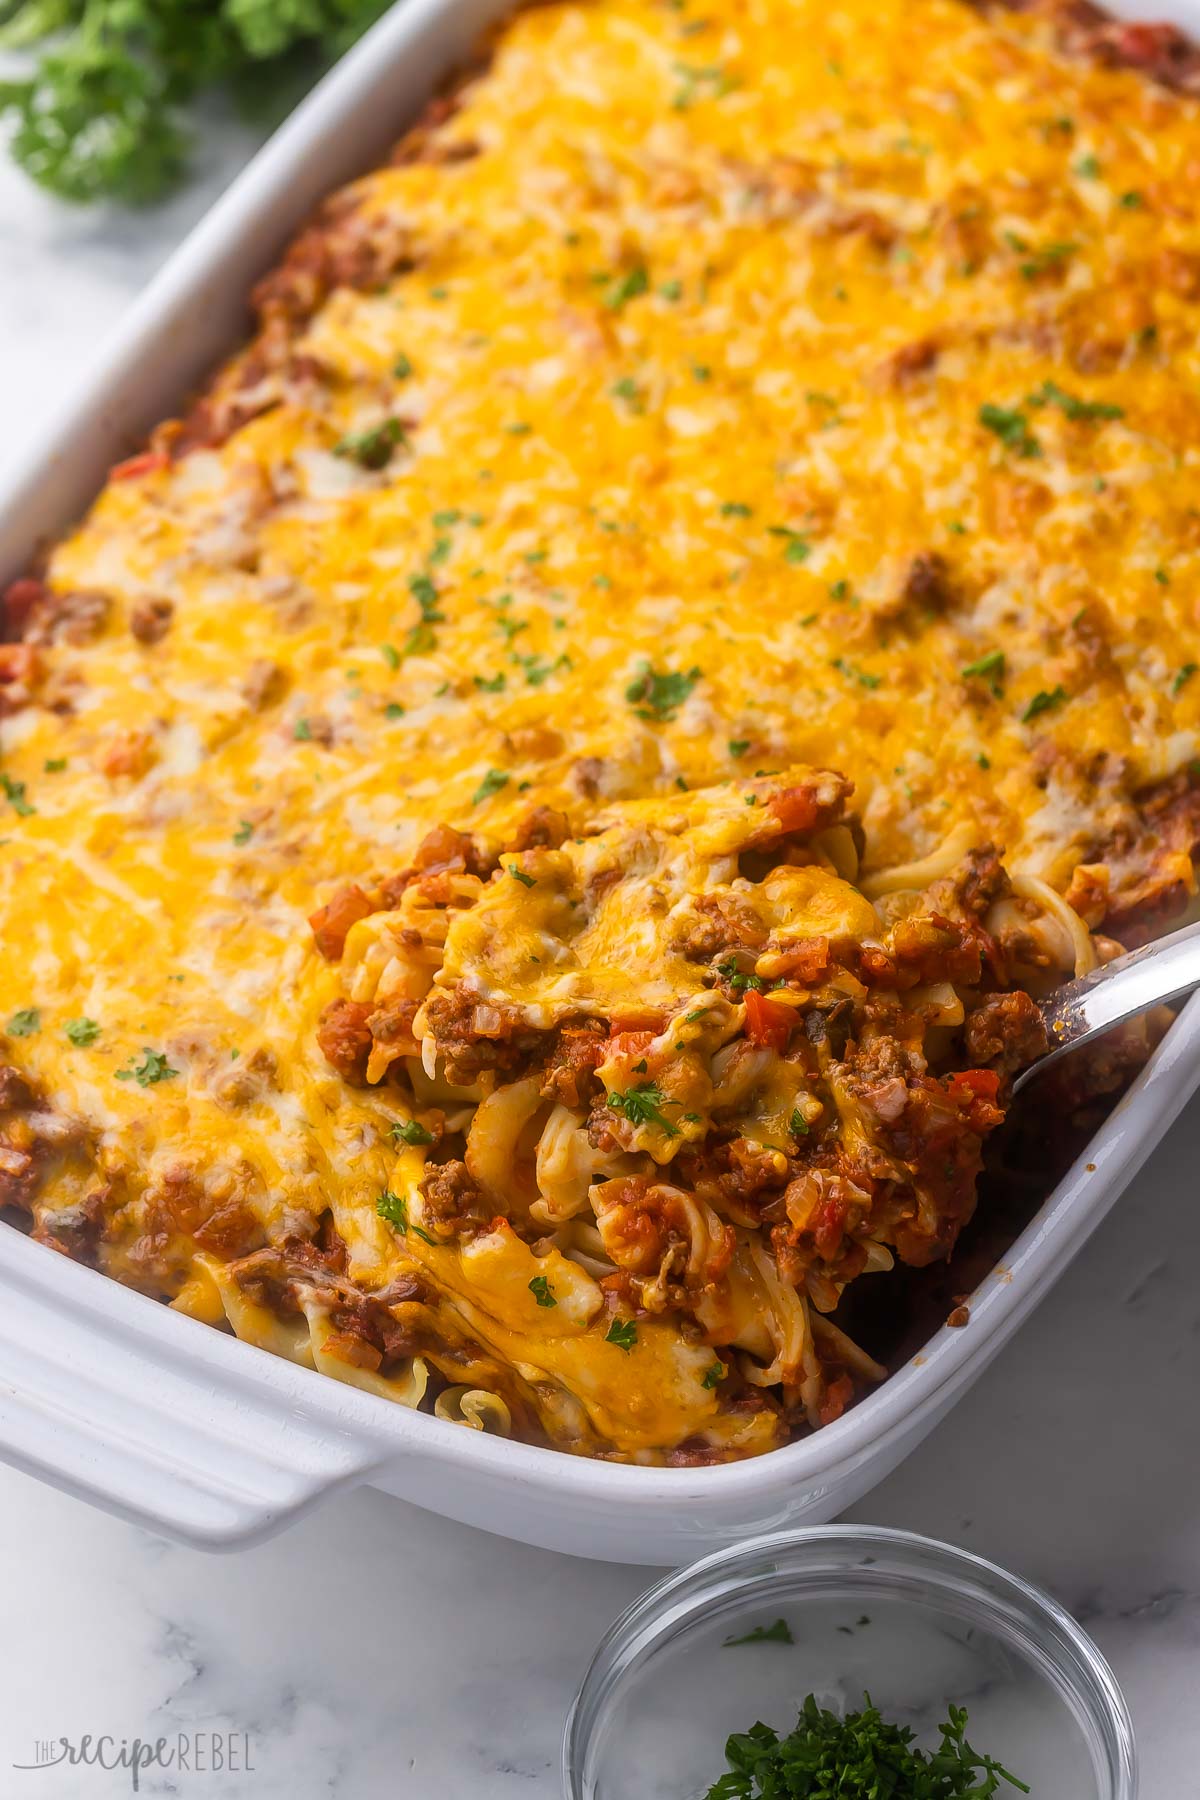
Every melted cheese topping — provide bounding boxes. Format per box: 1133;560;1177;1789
1;0;1197;1454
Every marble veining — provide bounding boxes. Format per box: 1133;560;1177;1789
2;134;1200;1799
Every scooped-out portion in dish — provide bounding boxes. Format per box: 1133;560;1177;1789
0;0;1197;1459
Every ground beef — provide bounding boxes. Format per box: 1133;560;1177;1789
316;998;374;1083
421;986;546;1085
963;990;1049;1074
508;806;570;852
540;1019;607;1108
309;883;375;961
129;596;174;644
419;1159;492;1236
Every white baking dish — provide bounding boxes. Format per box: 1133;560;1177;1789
1;0;1197;1566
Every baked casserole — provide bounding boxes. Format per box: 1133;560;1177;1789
1;0;1198;1462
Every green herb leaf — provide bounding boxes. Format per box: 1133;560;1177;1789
507;863;536;887
1173;663;1198;696
978;402;1041;458
528;1274;557;1308
607;1082;682;1136
1026;379;1123;422
390;1119;434;1147
789;1108;810;1137
602;266;649;310
115;1047;177;1087
472;767;509;807
232;820;254;846
961;650;1005;689
0;772;34;816
702;1360;726;1389
723;1618;794;1647
703;1694;1028;1796
333;416;406;470
605;1317;639;1352
376;1188;435;1243
625;661;701;722
6;1007;39;1037
768;525;811;564
1021;684;1068;723
64;1016;100;1047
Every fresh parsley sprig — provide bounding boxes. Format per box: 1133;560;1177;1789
705;1694;1028;1799
0;0;392;206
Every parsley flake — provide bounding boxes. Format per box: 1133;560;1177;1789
768;525;811;564
625;661;701;721
232;820;254;846
115;1047;177;1088
472;767;510;806
605;1317;639;1352
1026;379;1123;422
1022;685;1068;723
607;1082;682;1136
390;1119;434;1147
603;266;649;310
376;1188;435;1243
702;1360;726;1389
0;772;34;816
529;1275;557;1308
6;1008;39;1037
724;1618;795;1647
507;864;537;887
1174;663;1198;696
65;1017;100;1047
333;417;406;470
979;403;1041;458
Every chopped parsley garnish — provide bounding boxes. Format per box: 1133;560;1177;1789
605;1317;639;1352
964;655;1007;680
385;702;406;720
293;717;313;742
65;1017;100;1047
1120;190;1143;209
472;767;510;806
232;820;254;846
703;1695;1027;1797
505;421;532;436
333;416;406;470
1015;238;1076;280
659;279;683;301
393;353;414;379
789;1108;810;1137
602;266;649;310
625;661;701;721
390;1119;434;1147
408;572;443;620
721;501;753;518
528;1275;557;1308
6;1008;39;1037
728;738;751;757
608;1082;682;1136
830;656;882;690
507;864;537;887
43;758;66;773
723;1618;794;1647
978;403;1040;458
1026;379;1123;422
376;1188;435;1243
115;1047;178;1087
611;376;645;412
474;671;506;693
0;772;34;816
702;1360;726;1389
718;956;764;993
1021;685;1068;723
768;525;811;564
380;643;401;671
1173;663;1198;696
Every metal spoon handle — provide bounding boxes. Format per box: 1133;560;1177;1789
1012;914;1200;1094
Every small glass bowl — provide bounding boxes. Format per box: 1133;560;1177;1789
563;1526;1135;1800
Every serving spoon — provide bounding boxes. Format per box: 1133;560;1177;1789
1013;914;1200;1094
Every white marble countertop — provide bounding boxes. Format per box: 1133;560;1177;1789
2;133;1200;1800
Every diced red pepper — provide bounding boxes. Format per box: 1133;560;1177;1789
946;1068;1001;1105
743;987;795;1051
767;784;820;834
110;449;168;483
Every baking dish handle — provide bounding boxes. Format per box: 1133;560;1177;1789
0;1226;392;1549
